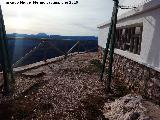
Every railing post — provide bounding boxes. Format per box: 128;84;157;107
100;0;117;81
0;5;15;95
107;0;119;92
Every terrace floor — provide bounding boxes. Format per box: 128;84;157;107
0;52;109;120
0;52;159;120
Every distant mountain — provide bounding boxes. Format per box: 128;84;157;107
7;33;29;38
50;35;98;41
7;33;98;41
7;33;50;39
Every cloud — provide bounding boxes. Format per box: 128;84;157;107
72;23;97;32
1;0;114;36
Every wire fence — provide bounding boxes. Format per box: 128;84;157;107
10;39;98;68
0;38;98;90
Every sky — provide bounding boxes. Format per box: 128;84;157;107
0;0;150;36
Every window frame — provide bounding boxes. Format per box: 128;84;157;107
115;23;143;55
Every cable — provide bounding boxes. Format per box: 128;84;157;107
119;5;137;9
119;0;151;9
12;41;44;68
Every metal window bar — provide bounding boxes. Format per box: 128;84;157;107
114;25;143;55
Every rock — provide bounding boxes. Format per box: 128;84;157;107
129;112;140;120
103;94;152;120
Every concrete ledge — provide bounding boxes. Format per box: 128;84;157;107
13;52;84;73
0;52;85;88
98;46;160;73
114;49;160;73
1;54;67;86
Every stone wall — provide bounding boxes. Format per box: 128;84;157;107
98;47;160;104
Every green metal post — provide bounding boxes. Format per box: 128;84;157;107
100;18;113;81
107;0;119;92
100;1;116;81
0;5;15;95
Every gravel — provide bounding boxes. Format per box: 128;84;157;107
0;52;108;120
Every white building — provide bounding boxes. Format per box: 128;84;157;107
98;0;160;72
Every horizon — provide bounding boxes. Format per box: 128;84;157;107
7;32;98;37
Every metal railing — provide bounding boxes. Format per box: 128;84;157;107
12;39;97;68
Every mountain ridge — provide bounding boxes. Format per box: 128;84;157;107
7;33;98;40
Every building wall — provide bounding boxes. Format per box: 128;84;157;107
98;2;160;71
98;27;109;48
102;52;160;104
98;1;160;103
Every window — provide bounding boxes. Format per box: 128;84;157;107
115;24;143;55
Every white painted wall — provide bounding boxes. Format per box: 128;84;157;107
98;27;109;48
98;0;160;72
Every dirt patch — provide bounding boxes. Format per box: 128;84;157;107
143;101;160;120
0;80;46;120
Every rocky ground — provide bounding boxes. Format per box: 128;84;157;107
0;52;159;120
103;94;160;120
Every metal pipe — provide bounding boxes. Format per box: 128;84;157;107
67;41;80;54
100;0;117;81
100;16;114;81
107;0;119;92
12;42;43;68
0;5;15;95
